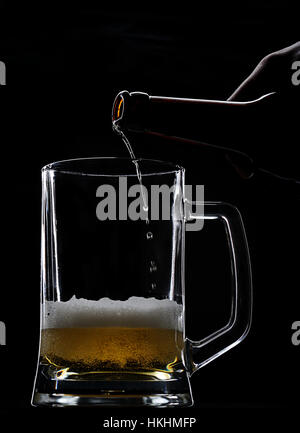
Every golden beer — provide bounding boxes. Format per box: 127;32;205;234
41;327;184;373
41;296;184;377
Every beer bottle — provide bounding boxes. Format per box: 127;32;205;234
112;90;298;185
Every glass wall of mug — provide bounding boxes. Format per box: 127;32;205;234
32;157;252;407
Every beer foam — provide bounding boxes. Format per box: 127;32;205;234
43;296;183;330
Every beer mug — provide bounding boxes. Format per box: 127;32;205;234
32;157;252;407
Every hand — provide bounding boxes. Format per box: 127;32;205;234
225;42;300;184
228;41;300;101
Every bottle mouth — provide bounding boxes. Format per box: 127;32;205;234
112;90;150;132
112;90;129;123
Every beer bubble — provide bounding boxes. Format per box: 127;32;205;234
146;232;153;240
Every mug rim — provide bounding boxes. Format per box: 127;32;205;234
42;157;184;177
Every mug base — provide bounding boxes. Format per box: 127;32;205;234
32;364;193;407
32;392;193;407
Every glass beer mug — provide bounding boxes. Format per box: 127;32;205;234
32;157;252;407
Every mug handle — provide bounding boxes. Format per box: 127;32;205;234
185;201;253;374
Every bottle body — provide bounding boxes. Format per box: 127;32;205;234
112;90;274;144
112;90;299;184
112;90;275;178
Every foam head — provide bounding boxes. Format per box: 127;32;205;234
43;296;183;330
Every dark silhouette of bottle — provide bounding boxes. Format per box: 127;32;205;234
112;90;299;187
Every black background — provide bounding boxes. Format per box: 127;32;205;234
0;1;299;429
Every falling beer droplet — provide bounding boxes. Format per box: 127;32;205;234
150;261;157;273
